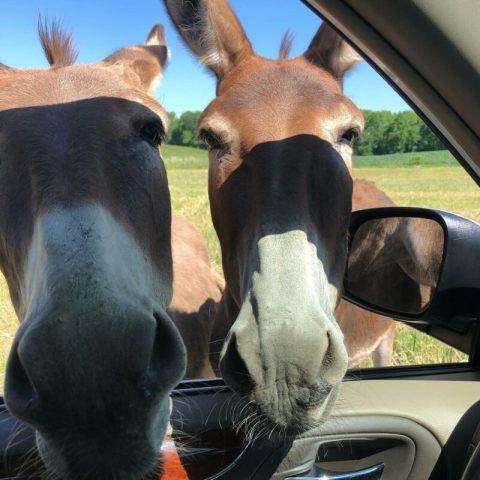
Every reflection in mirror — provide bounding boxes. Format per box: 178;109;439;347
346;217;444;314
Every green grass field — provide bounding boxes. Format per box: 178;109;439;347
353;149;458;167
0;148;477;385
162;144;210;169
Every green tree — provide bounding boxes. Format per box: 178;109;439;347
417;122;445;151
355;109;445;155
377;111;421;154
355;110;395;155
165;111;177;144
166;110;205;149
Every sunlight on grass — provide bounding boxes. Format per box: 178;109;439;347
359;324;468;369
354;165;480;222
0;278;16;387
392;324;467;365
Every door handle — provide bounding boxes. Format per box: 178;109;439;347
287;462;384;479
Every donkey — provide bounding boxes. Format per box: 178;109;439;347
169;213;223;378
0;22;218;479
165;0;398;435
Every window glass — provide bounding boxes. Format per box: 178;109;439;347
166;106;477;373
167;97;477;373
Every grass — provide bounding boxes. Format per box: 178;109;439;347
359;324;467;369
392;324;467;365
353;149;458;167
0;279;15;379
354;166;480;223
0;149;476;386
162;144;208;169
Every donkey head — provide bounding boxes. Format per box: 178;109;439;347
165;0;363;435
0;22;185;479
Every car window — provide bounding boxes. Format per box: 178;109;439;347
169;53;479;375
168;74;477;375
167;117;476;374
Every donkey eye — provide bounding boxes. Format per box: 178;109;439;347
339;127;360;147
199;130;225;151
140;121;165;148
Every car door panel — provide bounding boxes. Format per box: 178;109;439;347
275;379;480;479
275;420;436;479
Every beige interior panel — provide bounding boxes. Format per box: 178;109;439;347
336;380;480;445
274;380;480;479
275;418;439;479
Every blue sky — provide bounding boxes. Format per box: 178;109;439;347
0;0;410;114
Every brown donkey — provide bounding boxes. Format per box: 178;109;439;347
165;0;397;435
0;22;219;479
170;213;223;379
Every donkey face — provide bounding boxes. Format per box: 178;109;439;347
165;0;363;435
0;24;185;479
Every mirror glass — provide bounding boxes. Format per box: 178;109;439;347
346;217;445;314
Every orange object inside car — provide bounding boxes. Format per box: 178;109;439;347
160;435;189;480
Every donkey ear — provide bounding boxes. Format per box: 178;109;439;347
304;23;362;83
0;63;13;73
102;24;169;94
163;0;253;82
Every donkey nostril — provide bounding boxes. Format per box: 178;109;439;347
220;334;254;397
142;311;186;392
4;343;40;422
320;329;349;384
296;383;333;410
322;330;334;368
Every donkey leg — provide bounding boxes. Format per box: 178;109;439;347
371;322;397;367
169;306;216;379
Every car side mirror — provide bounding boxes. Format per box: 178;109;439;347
343;207;480;333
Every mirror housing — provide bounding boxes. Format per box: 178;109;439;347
343;207;480;334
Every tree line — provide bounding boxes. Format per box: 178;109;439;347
166;109;445;155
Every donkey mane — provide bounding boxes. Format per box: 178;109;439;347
278;30;295;60
38;18;78;68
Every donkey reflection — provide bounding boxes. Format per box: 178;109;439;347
347;216;444;313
